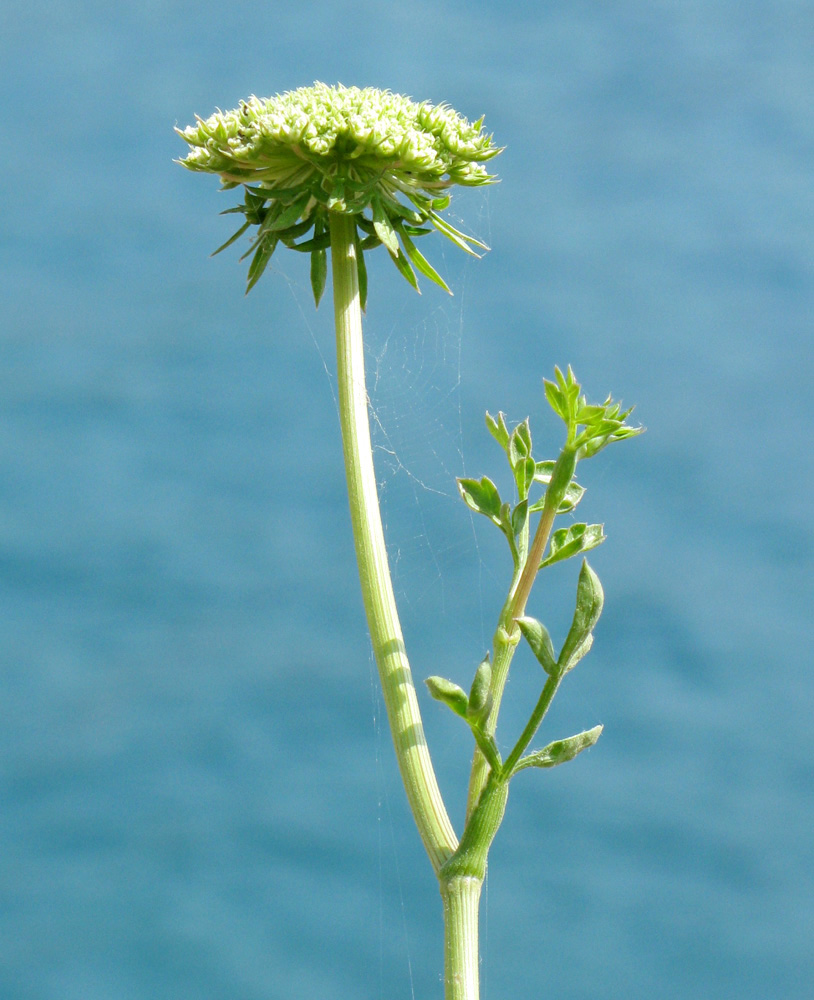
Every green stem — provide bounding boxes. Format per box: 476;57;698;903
509;502;558;624
444;777;509;881
503;671;561;775
329;211;458;875
464;621;517;820
441;877;482;1000
465;503;558;818
440;776;508;998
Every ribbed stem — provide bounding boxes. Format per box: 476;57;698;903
507;498;559;625
465;621;518;820
329;211;458;874
465;500;559;818
442;877;482;1000
503;672;561;774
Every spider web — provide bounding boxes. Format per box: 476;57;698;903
282;196;496;638
281;196;496;999
368;297;473;612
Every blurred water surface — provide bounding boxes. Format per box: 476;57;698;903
1;2;812;999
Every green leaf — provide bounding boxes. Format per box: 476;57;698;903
210;220;250;256
544;366;582;426
356;236;369;312
427;209;488;256
243;186;272;207
531;461;552;479
498;502;516;551
556;384;645;460
485;411;510;449
457;476;502;523
574;403;607;424
556;364;580;400
308;216;328;308
513;725;603;772
396;223;452;294
245;237;278;293
244;184;305;202
380;196;424;225
252;201;282;237
325;176;347;212
543;379;568;422
558;560;604;671
540;523;606;569
471;729;503;775
513;456;536;500
425;676;469;718
282;233;332;252
372;197;400;255
310;248;327;308
516;617;558;675
511;498;528;539
276;218;318;243
579;419;645;459
508;419;532;467
264;192;312;233
563;632;593;673
530;462;585;513
389;246;420;292
467;655;493;725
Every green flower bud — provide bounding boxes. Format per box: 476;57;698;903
176;83;501;296
425;676;469;719
467;655;493;726
512;725;603;774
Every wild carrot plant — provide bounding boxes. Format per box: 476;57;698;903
177;82;642;1000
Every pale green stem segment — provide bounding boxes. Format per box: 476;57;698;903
510;502;559;625
440;771;508;1000
465;503;558;818
442;878;482;1000
503;671;560;774
329;210;458;874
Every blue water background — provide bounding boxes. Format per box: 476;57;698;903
1;2;812;998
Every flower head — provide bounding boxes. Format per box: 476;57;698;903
176;82;501;298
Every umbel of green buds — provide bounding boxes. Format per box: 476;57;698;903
176;82;501;297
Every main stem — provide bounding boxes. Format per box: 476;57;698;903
329;211;457;874
442;878;482;1000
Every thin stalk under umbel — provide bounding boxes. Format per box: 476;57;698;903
329;210;457;875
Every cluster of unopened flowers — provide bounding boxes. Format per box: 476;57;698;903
178;82;498;189
176;83;502;296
